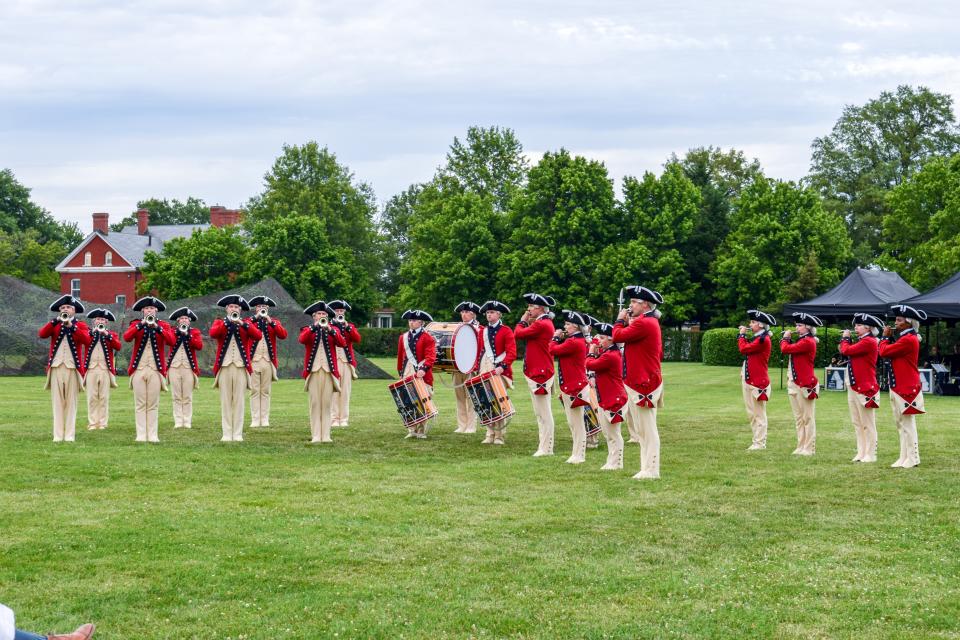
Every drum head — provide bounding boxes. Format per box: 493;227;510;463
452;324;480;374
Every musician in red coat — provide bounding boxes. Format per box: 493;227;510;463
478;300;517;444
612;285;664;480
515;292;557;456
840;313;882;463
83;308;121;431
328;300;362;428
738;309;776;450
451;301;482;434
880;304;927;468
209;294;262;442
396;309;437;439
299;301;348;443
586;321;628;470
167;307;204;429
39;294;91;442
124;296;176;443
548;310;591;464
247;295;288;428
780;312;822;456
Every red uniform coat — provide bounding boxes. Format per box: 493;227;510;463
337;322;362;367
738;331;772;395
612;312;663;400
482;322;517;380
780;333;819;395
396;329;437;387
299;324;348;379
839;335;879;404
39;319;91;376
83;329;122;376
123;320;177;376
515;316;555;392
879;329;924;414
248;316;288;367
585;346;628;421
548;333;589;405
166;327;204;376
209;318;263;376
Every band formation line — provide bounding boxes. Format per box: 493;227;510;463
39;287;929;480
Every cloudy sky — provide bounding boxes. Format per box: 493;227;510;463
2;0;958;232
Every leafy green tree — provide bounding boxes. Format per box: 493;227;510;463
667;147;764;325
808;85;960;264
246;142;382;310
440;126;528;212
138;226;250;299
593;163;701;325
0;168;81;247
499;149;618;317
710;179;853;325
0;229;69;290
378;184;423;301
245;214;377;324
879;154;960;291
110;197;210;231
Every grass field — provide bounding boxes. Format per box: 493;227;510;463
1;359;959;639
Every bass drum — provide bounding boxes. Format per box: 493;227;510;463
426;322;479;374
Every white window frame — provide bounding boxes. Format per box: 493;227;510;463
104;251;112;266
83;251;92;266
115;294;126;308
71;279;81;298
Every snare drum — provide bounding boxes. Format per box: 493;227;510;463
464;371;515;426
388;375;438;428
426;322;480;374
584;385;601;437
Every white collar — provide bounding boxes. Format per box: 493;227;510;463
488;321;501;328
900;328;915;337
753;329;766;337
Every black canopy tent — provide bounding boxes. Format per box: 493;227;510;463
782;268;919;320
898;270;960;320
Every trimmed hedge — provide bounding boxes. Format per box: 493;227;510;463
702;327;845;368
662;329;702;362
357;327;406;356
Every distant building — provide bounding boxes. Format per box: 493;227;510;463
55;206;242;307
370;308;394;328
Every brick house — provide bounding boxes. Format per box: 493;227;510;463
55;206;242;308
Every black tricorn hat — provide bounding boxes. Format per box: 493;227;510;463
304;301;328;315
852;312;884;328
49;295;84;313
133;296;166;312
86;308;116;321
217;294;249;310
479;300;510;314
592;321;614;337
890;304;928;321
747;309;777;326
522;292;556;307
402;309;433;322
453;301;481;314
790;312;823;327
169;307;198;322
560;309;590;326
248;295;276;308
624;285;663;305
327;299;351;312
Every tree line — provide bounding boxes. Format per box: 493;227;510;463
3;85;959;327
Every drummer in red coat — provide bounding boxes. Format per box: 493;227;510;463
39;294;91;442
299;301;348;444
124;296;176;443
549;310;591;464
780;312;822;456
210;295;262;442
83;308;121;431
586;321;628;470
840;313;882;463
880;304;927;468
451;301;482;434
515;292;557;457
247;295;288;429
329;300;362;428
397;309;438;439
738;309;776;451
478;300;517;445
612;285;664;480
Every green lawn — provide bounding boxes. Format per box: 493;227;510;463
1;360;958;639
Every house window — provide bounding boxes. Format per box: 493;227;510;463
83;251;92;266
71;279;81;298
104;251;112;266
115;294;126;308
377;315;392;328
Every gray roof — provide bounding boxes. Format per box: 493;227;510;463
56;223;209;270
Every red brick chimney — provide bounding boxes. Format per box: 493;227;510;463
210;205;226;228
92;212;109;235
137;208;150;235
